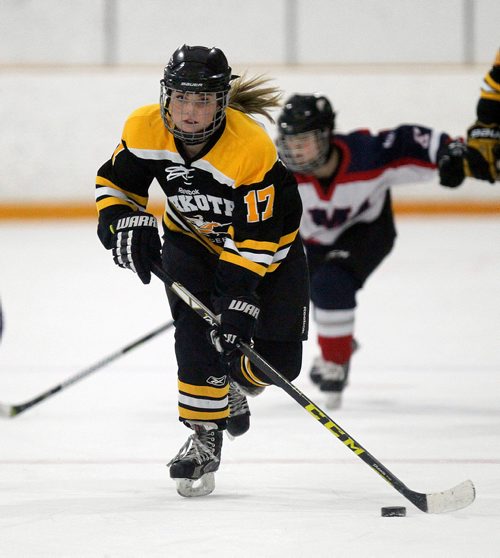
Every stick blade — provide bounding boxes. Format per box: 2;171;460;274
0;402;16;418
425;479;476;514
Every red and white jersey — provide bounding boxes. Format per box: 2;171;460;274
295;125;449;247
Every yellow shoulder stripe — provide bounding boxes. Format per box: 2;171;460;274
96;176;149;206
96;175;120;190
481;91;500;102
122;104;172;151
484;74;500;93
96;197;136;213
205;109;278;188
112;143;125;163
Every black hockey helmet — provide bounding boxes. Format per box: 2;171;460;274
163;44;233;93
277;94;336;172
278;94;335;136
160;45;237;144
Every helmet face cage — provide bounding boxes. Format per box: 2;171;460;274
277;129;331;173
277;94;335;172
160;85;229;145
160;45;233;145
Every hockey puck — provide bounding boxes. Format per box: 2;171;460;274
381;506;406;517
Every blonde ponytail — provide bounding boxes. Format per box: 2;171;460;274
228;74;283;124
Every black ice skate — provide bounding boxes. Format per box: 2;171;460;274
309;356;324;385
227;380;265;439
318;359;350;410
309;339;359;387
168;422;223;497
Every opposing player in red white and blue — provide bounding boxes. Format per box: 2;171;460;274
276;94;482;409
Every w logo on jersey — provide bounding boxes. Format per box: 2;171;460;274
165;165;193;184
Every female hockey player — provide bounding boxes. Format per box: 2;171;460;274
276;93;488;410
95;45;309;497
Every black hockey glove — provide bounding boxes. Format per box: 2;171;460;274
110;211;162;284
210;295;260;359
438;140;492;188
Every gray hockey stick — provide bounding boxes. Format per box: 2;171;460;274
151;261;475;514
0;320;173;418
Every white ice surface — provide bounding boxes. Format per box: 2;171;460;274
0;218;499;557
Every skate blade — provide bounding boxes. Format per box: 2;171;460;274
174;473;215;498
324;392;342;410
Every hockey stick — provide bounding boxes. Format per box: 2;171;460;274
151;261;475;514
0;320;174;418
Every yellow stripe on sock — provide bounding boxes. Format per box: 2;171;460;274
179;407;229;421
178;380;229;399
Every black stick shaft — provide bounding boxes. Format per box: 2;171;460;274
150;262;427;510
236;342;426;509
7;320;174;417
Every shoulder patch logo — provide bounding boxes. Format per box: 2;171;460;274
165;165;193;183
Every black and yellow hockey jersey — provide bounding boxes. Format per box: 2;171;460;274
477;48;500;124
96;105;303;297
